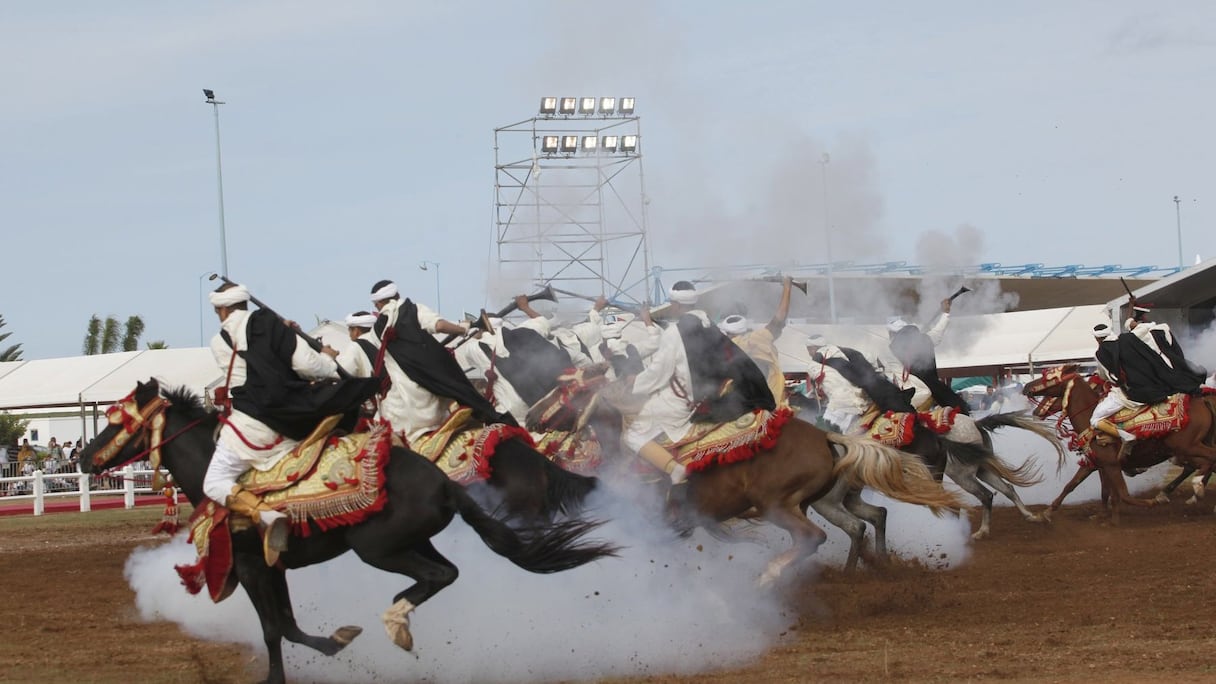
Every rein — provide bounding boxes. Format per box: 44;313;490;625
93;393;204;484
1052;376;1100;453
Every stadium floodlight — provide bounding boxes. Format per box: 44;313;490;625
581;135;598;152
620;134;638;152
619;97;635;115
601;134;620;151
539;97;558;115
560;135;579;153
540;135;560;154
598;97;616;115
578;97;596;115
558;97;577;115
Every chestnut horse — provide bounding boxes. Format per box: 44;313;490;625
1023;366;1216;523
80;380;618;684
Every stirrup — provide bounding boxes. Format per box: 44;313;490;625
261;513;290;567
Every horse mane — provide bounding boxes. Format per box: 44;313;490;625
162;385;220;429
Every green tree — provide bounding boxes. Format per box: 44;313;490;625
122;315;145;351
146;340;168;350
0;314;22;362
101;316;120;354
83;315;102;355
0;412;28;446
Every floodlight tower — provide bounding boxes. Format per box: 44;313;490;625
493;96;652;309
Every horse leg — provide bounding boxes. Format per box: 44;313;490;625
1158;463;1195;504
757;505;828;587
975;465;1042;523
806;478;867;572
1046;465;1097;520
353;540;459;651
232;554;290;684
843;488;888;561
266;565;363;656
945;458;993;540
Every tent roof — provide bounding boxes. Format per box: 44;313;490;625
1107;257;1216;310
0;349;221;410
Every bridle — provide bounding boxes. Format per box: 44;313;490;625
91;389;203;481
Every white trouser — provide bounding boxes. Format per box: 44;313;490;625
1091;393;1140;440
203;440;252;503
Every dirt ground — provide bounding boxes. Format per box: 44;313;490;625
3;498;1216;684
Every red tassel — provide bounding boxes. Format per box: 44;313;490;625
151;486;180;535
174;559;207;595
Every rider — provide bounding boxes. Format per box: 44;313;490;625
1090;322;1141;450
718;276;794;405
1125;305;1208;385
885;297;969;414
336;311;380;379
807;334;914;434
206;283;377;566
623;281;774;484
369;279;516;444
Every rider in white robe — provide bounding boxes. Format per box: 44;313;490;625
806;335;873;435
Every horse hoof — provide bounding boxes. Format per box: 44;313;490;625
1039;509;1053;523
1154;492;1170;505
970;529;989;541
382;599;416;651
332;625;363;647
1186;496;1198;506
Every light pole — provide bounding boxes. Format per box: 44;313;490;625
419;261;441;316
203;89;229;278
198;271;213;346
1174;195;1183;270
819;153;838;323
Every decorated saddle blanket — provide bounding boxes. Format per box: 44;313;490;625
409;407;535;484
1109;393;1190;440
859;406;917;448
916;406;961;435
176;423;393;602
649;407;793;474
526;364;612;433
535;429;602;476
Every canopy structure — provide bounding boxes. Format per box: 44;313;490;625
770;305;1108;377
0;348;221;411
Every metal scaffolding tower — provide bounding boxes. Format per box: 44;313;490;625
493;97;652;309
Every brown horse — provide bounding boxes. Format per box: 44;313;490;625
675;416;964;583
1023;366;1216;523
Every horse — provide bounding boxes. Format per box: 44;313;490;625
1023;365;1216;524
673;416;964;583
79;379;619;684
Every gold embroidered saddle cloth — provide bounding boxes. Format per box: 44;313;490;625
409;408;535;484
1110;393;1190;440
177;420;394;603
859;407;917;448
655;407;793;474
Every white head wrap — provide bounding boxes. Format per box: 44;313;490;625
1093;323;1112;339
886;316;909;334
668;286;698;305
208;285;250;308
370;281;399;303
719;315;748;336
345;313;378;329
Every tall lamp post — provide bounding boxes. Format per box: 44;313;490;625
203;89;229;278
819;153;838;323
419;261;441;316
198;271;213;346
1174;195;1183;270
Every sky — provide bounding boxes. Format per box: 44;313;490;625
2;1;1215;360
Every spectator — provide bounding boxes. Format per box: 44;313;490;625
17;439;34;468
0;443;8;494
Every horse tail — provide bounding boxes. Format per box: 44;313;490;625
826;433;964;517
496;438;598;517
942;437;1043;488
446;480;619;573
977;411;1068;473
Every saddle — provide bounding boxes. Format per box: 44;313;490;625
647;407;793;475
1108;393;1191;440
409;408;535;484
859;406;917;448
177;421;394;603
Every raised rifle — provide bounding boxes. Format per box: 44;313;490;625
438;285;559;346
755;275;809;294
948;285;972;302
208;273;352;379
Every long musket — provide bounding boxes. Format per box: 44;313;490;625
695;275;808;294
438;286;558;347
208;273;352;379
948;285;972;302
545;286;647;316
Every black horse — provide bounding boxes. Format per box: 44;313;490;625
80;379;618;684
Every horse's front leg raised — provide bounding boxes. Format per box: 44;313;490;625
1045;465;1097;521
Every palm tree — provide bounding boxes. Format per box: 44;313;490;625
145;340;168;350
100;316;120;354
83;315;102;355
122;316;145;352
0;315;22;362
84;314;149;354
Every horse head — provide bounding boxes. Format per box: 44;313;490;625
79;379;168;475
1022;365;1080;399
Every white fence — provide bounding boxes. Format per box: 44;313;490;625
0;466;160;515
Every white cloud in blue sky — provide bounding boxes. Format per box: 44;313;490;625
2;1;1214;358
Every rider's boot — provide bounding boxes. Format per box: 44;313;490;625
226;485;290;567
638;441;685;484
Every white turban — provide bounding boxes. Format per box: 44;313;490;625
668;286;698;305
719;315;748;336
370;281;399;303
208;285;250;308
1093;323;1112;339
345;313;378;329
886;316;909;334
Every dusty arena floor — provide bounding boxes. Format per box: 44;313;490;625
3;499;1215;684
